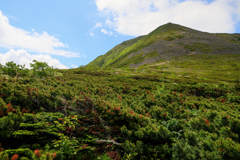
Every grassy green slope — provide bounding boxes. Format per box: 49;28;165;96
84;53;240;86
214;33;240;43
86;36;144;68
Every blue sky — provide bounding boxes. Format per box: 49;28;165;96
0;0;239;69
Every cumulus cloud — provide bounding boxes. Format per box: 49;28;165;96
0;49;69;69
95;0;240;36
101;29;109;34
0;11;81;58
233;0;240;20
90;32;94;36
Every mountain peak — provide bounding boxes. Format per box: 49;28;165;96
148;22;190;36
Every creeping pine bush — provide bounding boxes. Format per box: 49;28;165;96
0;61;240;159
0;61;30;78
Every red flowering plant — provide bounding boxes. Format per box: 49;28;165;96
106;151;120;160
117;95;122;100
204;118;210;126
11;154;18;160
46;152;57;160
53;153;57;159
34;149;41;158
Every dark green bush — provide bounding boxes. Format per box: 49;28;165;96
164;36;175;41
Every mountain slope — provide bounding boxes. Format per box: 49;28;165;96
88;36;144;68
87;23;240;68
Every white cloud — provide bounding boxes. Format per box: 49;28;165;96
233;0;240;21
95;0;240;36
106;19;114;28
0;11;81;58
90;32;94;36
88;22;103;37
94;22;103;28
71;64;78;68
0;49;69;69
101;29;109;34
108;31;114;36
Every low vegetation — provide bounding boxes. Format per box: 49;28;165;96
0;54;239;160
181;43;213;54
119;51;159;68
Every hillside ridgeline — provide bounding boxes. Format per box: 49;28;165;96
87;23;240;68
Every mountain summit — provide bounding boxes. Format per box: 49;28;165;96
87;23;240;68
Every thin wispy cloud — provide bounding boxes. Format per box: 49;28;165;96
100;28;114;36
88;22;103;37
108;31;113;36
95;0;240;36
89;32;94;36
101;29;109;34
71;64;78;68
6;15;18;21
94;22;103;28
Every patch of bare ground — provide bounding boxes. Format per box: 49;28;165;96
150;61;170;66
130;73;138;76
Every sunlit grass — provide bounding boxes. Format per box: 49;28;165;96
89;54;240;86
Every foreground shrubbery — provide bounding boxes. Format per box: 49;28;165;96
0;61;239;160
0;60;55;79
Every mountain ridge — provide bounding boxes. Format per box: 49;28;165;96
87;23;240;68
